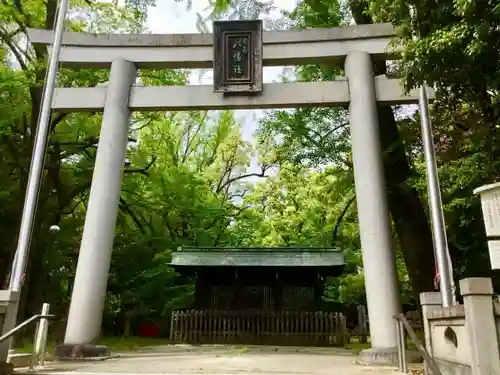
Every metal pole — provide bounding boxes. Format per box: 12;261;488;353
409;4;455;307
396;319;403;371
33;303;50;367
9;0;70;291
399;319;407;373
418;85;456;307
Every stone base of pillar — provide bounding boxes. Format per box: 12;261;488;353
54;344;113;361
358;347;423;365
358;347;399;365
0;362;13;375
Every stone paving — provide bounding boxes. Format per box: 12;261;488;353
19;346;402;375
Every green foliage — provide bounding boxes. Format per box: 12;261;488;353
365;0;499;285
236;164;356;246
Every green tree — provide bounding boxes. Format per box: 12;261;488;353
99;109;272;331
365;0;499;282
253;0;443;300
0;0;155;319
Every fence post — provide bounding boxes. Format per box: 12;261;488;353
397;319;407;373
169;311;176;341
357;305;368;343
334;312;340;345
460;278;500;375
419;292;441;375
345;314;350;344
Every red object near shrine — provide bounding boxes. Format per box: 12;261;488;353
138;322;160;337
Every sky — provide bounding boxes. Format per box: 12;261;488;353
145;0;298;142
146;0;296;34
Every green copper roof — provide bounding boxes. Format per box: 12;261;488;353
170;247;345;267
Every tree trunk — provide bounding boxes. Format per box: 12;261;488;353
124;314;132;337
377;104;436;298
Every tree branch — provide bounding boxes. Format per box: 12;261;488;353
50;136;98;148
216;164;271;193
10;0;33;29
131;118;155;133
50;113;69;131
119;197;146;232
123;156;157;176
228;189;248;201
0;26;29;70
182;112;207;163
0;0;29;37
321;122;349;141
332;195;356;244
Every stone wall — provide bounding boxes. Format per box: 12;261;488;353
421;278;500;375
0;290;19;375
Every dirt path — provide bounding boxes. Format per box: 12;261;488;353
20;346;401;375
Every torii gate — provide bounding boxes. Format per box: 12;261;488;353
26;21;433;364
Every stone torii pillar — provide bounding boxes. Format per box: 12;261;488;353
56;58;137;358
345;51;401;364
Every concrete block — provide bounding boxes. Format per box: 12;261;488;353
461;278;500;375
54;344;112;361
460;278;493;296
7;353;32;368
358;347;422;366
420;292;442;306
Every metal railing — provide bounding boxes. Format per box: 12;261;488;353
394;313;442;375
1;303;54;369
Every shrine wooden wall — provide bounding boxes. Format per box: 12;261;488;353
201;285;317;311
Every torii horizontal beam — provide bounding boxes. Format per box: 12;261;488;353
52;78;433;112
27;23;399;69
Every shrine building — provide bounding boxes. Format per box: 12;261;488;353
169;247;347;346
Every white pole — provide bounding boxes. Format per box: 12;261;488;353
409;5;456;307
33;303;50;367
9;0;70;291
418;86;456;307
1;0;69;363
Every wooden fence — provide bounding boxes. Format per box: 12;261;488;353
347;306;424;343
170;310;349;346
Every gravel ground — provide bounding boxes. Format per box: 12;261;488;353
19;346;410;375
